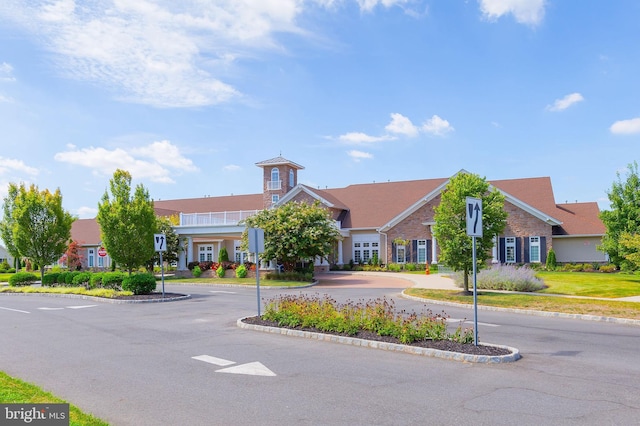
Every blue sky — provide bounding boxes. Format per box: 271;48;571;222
0;0;639;219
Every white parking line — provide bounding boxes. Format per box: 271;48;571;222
66;305;98;309
209;291;237;294
0;306;30;314
447;318;500;327
38;307;65;311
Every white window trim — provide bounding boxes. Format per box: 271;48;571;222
529;236;541;263
505;237;516;263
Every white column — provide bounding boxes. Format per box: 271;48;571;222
492;235;499;263
430;225;438;264
178;238;187;270
337;240;344;265
186;237;193;265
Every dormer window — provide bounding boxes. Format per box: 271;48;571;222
289;169;294;187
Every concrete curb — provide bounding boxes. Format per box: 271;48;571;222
401;291;640;326
0;291;191;304
237;317;521;364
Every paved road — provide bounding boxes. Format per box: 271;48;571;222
0;278;639;425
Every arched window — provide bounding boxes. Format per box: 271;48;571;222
289;169;295;187
271;167;279;183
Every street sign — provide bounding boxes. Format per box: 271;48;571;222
466;197;483;237
154;234;167;252
248;228;265;254
98;247;107;257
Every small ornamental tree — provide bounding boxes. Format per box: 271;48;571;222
433;173;507;294
64;240;85;271
242;201;341;272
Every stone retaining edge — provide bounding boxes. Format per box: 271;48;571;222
401;291;640;326
0;292;191;304
237;316;521;364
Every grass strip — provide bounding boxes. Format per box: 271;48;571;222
0;371;108;426
536;271;640;298
404;288;640;320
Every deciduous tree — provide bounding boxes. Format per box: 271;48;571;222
0;183;20;269
146;215;180;272
433;173;507;293
4;183;75;282
97;169;157;274
599;162;640;270
242;201;341;271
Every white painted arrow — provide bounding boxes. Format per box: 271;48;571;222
216;362;276;377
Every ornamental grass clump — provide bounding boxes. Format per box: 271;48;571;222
454;264;545;292
261;294;469;344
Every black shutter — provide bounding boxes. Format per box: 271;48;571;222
391;242;397;263
516;237;522;263
427;240;432;264
524;237;530;263
499;238;505;263
411;240;418;263
540;236;547;264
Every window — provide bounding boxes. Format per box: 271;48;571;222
396;244;406;264
88;248;95;267
234;241;248;264
272;194;279;204
372;242;379;264
98;255;104;268
362;242;371;263
505;237;516;263
417;239;427;263
271;167;279;182
289;169;294;187
529;236;540;263
353;242;362;263
199;245;213;262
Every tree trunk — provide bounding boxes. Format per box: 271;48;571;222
462;268;471;295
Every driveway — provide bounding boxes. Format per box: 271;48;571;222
315;271;458;290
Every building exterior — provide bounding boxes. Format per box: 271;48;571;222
69;156;607;271
0;244;14;266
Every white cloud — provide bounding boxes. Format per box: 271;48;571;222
385;113;419;137
546;92;584;112
479;0;546;26
338;132;395;144
76;206;98;219
0;62;16;82
356;0;411;12
0;157;39;177
347;150;373;162
54;140;198;183
610;117;640;135
0;94;13;103
422;115;454;136
223;164;241;172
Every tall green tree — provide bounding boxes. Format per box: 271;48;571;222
433;173;507;293
599;162;640;270
97;169;157;274
0;183;20;269
241;201;341;271
4;183;75;282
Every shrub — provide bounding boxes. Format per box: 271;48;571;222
42;273;60;286
545;248;557;270
101;272;126;290
219;247;229;262
8;272;38;287
599;264;617;273
64;271;82;286
406;263;417;271
122;273;157;295
72;272;92;287
0;260;10;272
235;264;248;278
89;273;104;289
192;265;202;278
387;263;401;272
453;264;546;292
264;271;314;282
57;271;70;285
216;265;225;278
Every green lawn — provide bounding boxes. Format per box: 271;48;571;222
536;271;640;298
404;288;640;320
0;371;108;426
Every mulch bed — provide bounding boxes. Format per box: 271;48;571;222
112;292;187;300
241;316;511;356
